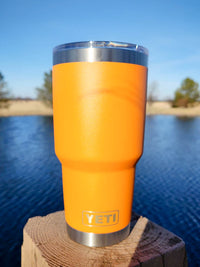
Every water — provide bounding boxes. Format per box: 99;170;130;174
0;115;199;266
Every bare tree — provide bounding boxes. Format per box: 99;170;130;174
147;81;158;106
36;70;52;107
0;72;10;108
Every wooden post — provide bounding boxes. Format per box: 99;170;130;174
21;211;187;267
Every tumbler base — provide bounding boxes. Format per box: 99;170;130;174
66;223;130;247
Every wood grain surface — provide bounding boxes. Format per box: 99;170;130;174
21;211;187;267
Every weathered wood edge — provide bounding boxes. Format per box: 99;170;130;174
21;211;188;267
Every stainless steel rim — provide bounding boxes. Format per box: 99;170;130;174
53;41;148;66
66;223;130;247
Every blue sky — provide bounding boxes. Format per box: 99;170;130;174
1;0;200;99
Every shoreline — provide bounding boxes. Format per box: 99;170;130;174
146;102;200;117
1;100;200;117
0;100;53;117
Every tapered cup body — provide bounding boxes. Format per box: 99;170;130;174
53;41;148;247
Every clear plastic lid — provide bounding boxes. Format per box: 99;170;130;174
54;41;148;54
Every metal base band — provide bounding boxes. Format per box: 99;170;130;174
66;223;130;247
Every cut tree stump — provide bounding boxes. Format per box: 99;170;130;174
21;211;187;267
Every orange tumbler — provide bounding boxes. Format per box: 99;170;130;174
53;41;148;247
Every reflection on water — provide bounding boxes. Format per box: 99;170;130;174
0;115;200;266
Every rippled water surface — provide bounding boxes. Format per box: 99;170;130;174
0;115;200;266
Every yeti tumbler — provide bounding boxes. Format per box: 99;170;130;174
53;41;148;247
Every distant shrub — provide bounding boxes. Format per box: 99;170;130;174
172;97;188;107
173;78;200;108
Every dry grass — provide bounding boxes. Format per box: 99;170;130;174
0;100;53;117
146;101;200;117
0;100;200;117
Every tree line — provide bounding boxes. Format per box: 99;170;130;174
148;78;200;107
0;70;200;108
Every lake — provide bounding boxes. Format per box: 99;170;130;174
0;115;199;266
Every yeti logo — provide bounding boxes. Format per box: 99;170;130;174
82;210;119;226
